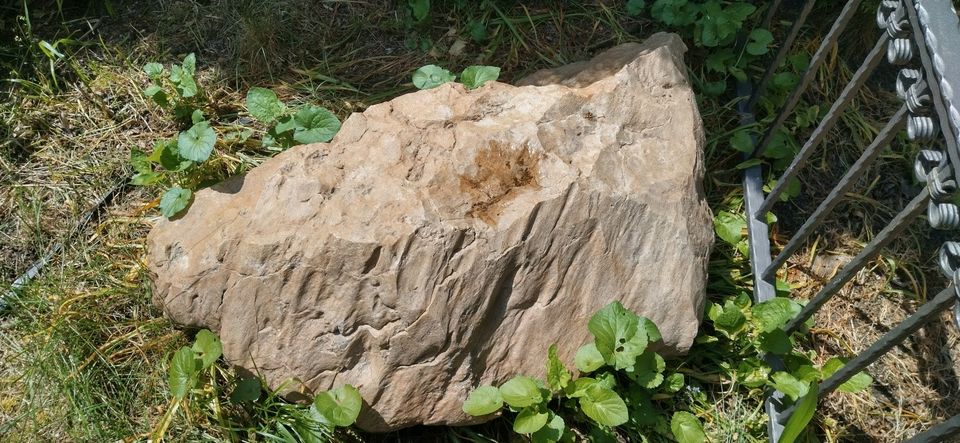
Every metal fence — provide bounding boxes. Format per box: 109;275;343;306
738;0;960;441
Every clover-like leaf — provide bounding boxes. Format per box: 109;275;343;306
292;105;341;144
746;28;774;55
575;342;605;373
499;375;542;408
460;65;500;90
191;329;222;369
578;385;628;426
462;385;503;416
546;344;571;391
168;346;199;400
412;65;455;90
246;87;286;124
671;411;706;443
313;384;363;427
177;121;216;162
159;187;192;219
513;407;549;434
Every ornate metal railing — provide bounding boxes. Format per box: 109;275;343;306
738;0;960;441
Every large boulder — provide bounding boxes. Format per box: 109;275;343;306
147;32;712;432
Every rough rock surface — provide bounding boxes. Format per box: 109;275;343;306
147;32;712;432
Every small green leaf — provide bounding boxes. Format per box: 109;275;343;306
752;297;802;333
821;357;872;393
663;373;685;393
714;210;746;246
671;411;706;443
168;346;199;400
462;385;503;416
131;172;161;186
626;0;646;16
178;121;217;162
230;378;261;403
409;0;430;22
738;358;771;388
578;385;628;426
460;66;500;90
730;130;754;153
181;53;196;75
191;109;205;124
313;384;363;427
246;87;286;124
499;376;542;408
159;187;192;218
130;148;151;174
144;62;165;79
746;28;774;55
546;344;571;391
778;382;818;443
412;65;455;90
191;329;222;369
514;407;549;434
292;105;341;144
531;413;564;443
771;371;809;402
144;84;164;98
176;73;198;98
575;343;605;373
759;328;792;355
628;350;665;389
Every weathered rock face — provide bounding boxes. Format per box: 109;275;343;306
147;32;712;432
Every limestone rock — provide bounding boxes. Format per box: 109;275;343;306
147;32;712;432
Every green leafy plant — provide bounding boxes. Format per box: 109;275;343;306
412;64;500;90
142;53;204;123
463;301;703;442
245;87;342;150
153;329;362;442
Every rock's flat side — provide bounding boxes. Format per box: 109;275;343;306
147;32;712;432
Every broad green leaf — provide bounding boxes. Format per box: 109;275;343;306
752;297;802;333
793;365;822;383
313;384;363;427
144;62;165;79
639;317;661;343
168;346;198;400
230;378;261;403
628;350;665;389
159;187;192;218
626;0;646;16
531;413;564;443
821;357;872;393
462;385;503;416
663;373;685;393
154;140;192;171
578;385;628;426
575;343;605;373
513;407;549;434
737;358;771;388
730;130;754;153
670;411;706;443
130;148;151;174
176;72;198;98
588;301;647;370
191;329;222;369
759;328;792;355
144;84;164;98
771;371;809;402
178;121;216;162
246;87;286;123
409;0;430;22
546;344;571;391
412;65;455;90
565;377;597;399
499;376;542;408
714;210;746;245
181;53;196;75
709;299;746;336
746;29;774;55
144;84;168;106
460;65;500;90
705;50;735;73
292;105;341;144
131;172;161;186
779;382;818;443
191;109;205;124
